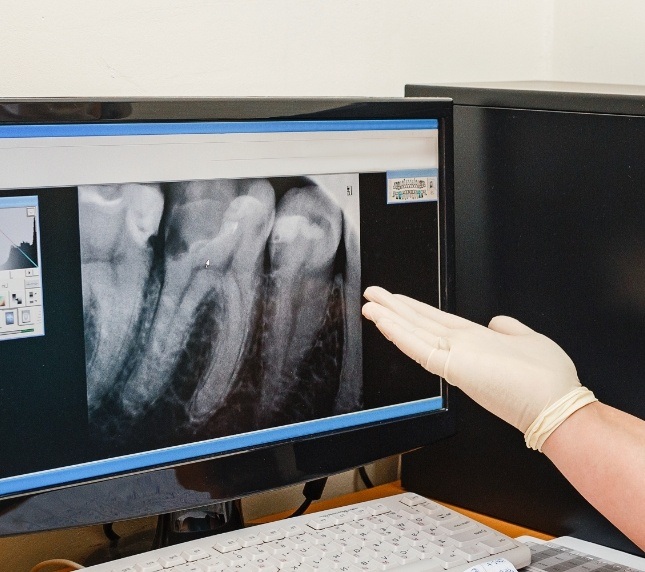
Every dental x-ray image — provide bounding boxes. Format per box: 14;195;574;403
79;175;362;450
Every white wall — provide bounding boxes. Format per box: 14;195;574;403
1;0;551;98
551;0;645;85
4;2;645;96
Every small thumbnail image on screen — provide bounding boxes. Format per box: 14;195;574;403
79;175;362;450
0;197;44;342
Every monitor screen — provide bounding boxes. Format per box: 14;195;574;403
0;98;454;535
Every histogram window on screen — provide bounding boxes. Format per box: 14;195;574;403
0;196;44;341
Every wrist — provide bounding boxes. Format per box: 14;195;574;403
524;387;597;452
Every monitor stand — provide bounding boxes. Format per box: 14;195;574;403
83;500;243;566
154;499;244;547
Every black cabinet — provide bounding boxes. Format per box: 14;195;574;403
402;82;645;556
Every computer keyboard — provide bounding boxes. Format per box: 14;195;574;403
83;492;532;571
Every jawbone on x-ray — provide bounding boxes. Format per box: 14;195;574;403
79;175;362;447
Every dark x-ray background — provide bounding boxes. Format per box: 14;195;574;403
79;175;362;453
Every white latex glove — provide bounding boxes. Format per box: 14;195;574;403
362;286;596;451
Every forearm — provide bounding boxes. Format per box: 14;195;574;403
542;401;645;550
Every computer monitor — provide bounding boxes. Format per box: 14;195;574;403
0;97;454;537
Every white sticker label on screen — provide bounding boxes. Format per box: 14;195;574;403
386;169;438;204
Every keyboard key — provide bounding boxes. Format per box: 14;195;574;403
334;535;363;551
241;545;272;560
261;528;286;542
362;539;397;555
366;502;390;516
191;558;227;572
309;532;333;545
281;523;305;537
477;536;518;554
159;554;187;567
382;535;415;550
417;500;445;515
449;527;493;546
304;554;329;569
267;552;300;568
293;545;325;562
217;551;248;566
389;519;423;534
395;546;425;564
398;506;422;519
415;540;443;557
281;563;312;572
353;559;383;571
311;539;338;554
248;564;279;572
289;533;316;548
365;515;390;530
433;549;468;569
328;551;357;567
332;511;355;525
308;514;337;530
380;512;406;526
350;507;372;520
213;537;242;553
239;533;264;547
247;557;276;570
329;524;354;539
134;560;162;572
409;514;439;529
249;562;280;572
400;493;427;507
344;545;376;560
265;539;297;554
346;520;370;534
427;537;456;552
413;559;445;571
427;510;460;525
439;518;478;535
420;524;444;538
173;565;203;572
402;529;433;545
360;527;384;539
182;547;212;561
455;544;491;562
373;552;406;568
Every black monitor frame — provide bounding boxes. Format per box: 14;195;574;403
0;97;455;535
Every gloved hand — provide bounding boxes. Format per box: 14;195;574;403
362;286;596;451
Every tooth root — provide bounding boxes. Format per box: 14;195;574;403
119;179;275;420
258;184;343;421
333;213;363;415
79;183;164;411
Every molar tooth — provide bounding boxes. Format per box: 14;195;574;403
119;179;275;423
258;184;343;423
187;187;276;421
79;183;164;411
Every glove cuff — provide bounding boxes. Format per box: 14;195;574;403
524;386;597;452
